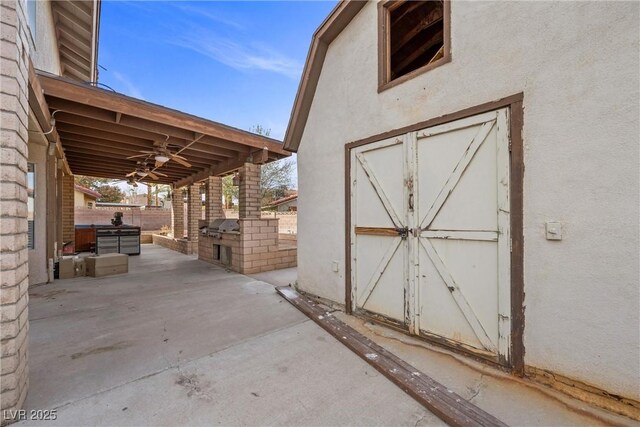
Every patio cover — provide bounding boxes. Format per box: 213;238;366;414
36;71;290;187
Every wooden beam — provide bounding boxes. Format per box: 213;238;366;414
173;156;252;188
57;0;92;22
49;102;268;160
53;6;92;37
65;159;188;180
53;112;184;143
38;72;290;155
59;45;91;72
57;25;91;55
62;145;217;173
47;96;115;122
390;1;423;27
57;125;238;159
276;287;509;427
390;8;443;55
354;227;400;237
28;62;72;174
63;150;202;173
57;124;153;145
393;31;443;76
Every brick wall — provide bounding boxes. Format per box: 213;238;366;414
152;234;197;255
61;174;74;246
198;219;296;274
260;211;297;234
74;207;171;231
187;184;200;241
238;219;296;274
239;163;261;219
204;176;223;220
224;209;297;235
0;0;30;420
198;232;241;271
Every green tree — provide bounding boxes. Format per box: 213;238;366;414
222;175;238;209
221;125;296;208
96;185;124;203
260;159;294;204
249;125;295;205
74;175;125;203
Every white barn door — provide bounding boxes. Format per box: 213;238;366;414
351;108;512;363
351;136;409;326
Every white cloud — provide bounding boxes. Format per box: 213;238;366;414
170;3;244;30
168;26;303;80
111;71;144;99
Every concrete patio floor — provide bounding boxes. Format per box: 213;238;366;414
23;244;438;426
23;244;635;426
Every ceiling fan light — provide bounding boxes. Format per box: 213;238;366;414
136;171;146;176
155;155;170;163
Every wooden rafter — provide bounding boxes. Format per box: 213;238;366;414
36;71;289;186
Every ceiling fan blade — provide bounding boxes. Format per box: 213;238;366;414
126;154;148;159
153;171;168;177
126;171;137;177
170;155;192;168
146;172;159;180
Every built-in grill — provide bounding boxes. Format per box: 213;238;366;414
199;218;239;267
201;218;240;238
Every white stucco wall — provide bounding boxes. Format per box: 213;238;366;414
296;1;639;399
28;0;61;75
27;137;49;286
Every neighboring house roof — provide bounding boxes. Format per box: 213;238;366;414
74;184;101;199
50;0;102;82
266;193;298;208
283;1;366;152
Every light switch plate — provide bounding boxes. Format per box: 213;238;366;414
545;222;562;240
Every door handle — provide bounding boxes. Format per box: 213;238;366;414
408;193;414;211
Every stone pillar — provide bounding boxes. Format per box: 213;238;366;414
204;176;223;221
172;188;184;239
61;174;74;248
0;0;30;417
239;163;261;219
187;183;201;241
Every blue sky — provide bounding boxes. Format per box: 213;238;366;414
98;1;337;141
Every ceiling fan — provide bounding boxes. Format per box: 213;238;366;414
126;141;192;168
125;163;168;181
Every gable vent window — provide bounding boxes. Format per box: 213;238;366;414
379;1;450;90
